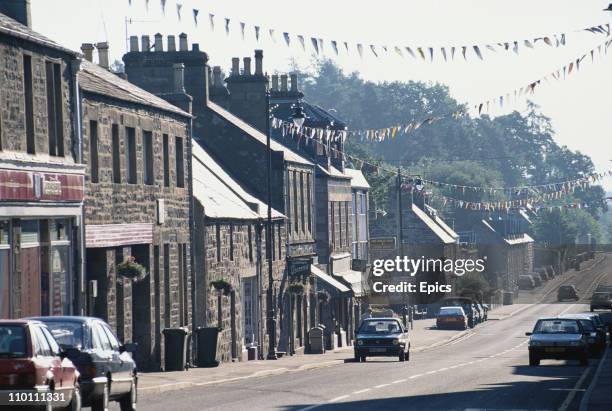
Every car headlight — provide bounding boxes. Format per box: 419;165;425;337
529;340;541;346
392;339;399;345
590;332;597;337
357;340;363;346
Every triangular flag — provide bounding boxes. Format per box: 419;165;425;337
193;9;199;26
240;22;246;39
441;47;447;61
513;41;519;54
486;44;496;52
429;47;434;61
473;45;483;60
283;32;291;47
524;40;533;48
417;47;426;60
176;2;182;20
298;35;305;51
461;46;467;60
331;40;339;55
225;18;230;36
394;46;403;57
405;47;416;58
543;37;553;46
370;45;378;57
318;38;324;53
357;43;364;58
451;46;456;59
254;26;260;41
344;42;349;52
311;38;319;54
269;29;276;43
160;0;166;14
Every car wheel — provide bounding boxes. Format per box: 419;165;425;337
529;353;540;366
405;348;410;362
360;356;366;362
590;307;594;312
64;382;81;411
354;352;360;362
91;381;109;411
119;377;137;411
399;349;405;362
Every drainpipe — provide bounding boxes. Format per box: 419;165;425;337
70;57;86;315
256;220;264;359
187;118;196;365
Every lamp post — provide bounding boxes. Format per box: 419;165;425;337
265;89;277;360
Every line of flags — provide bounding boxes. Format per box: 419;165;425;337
127;0;611;62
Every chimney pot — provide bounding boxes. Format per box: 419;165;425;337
192;43;200;51
231;58;240;76
80;43;94;62
173;63;185;93
179;33;188;51
213;66;223;87
290;73;298;92
129;36;139;52
0;0;32;28
280;74;288;92
154;33;163;52
95;42;110;69
243;57;251;75
272;75;279;91
167;35;176;51
254;49;263;75
141;35;150;51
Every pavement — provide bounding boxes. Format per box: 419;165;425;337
103;253;612;411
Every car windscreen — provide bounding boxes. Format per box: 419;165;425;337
577;320;595;331
43;321;85;349
592;293;609;301
0;325;27;358
533;319;580;334
358;320;402;334
439;308;463;316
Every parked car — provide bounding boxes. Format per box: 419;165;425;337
436;306;468;330
531;273;543;287
546;265;556;278
537;268;551;281
519;275;536;290
559;314;604;356
526;318;589;366
0;319;80;410
354;317;410;362
590;292;612;311
475;302;488;321
472;304;483;324
440;297;477;328
558;285;580;301
29;316;137;411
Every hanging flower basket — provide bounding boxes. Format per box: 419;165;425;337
317;290;330;304
210;279;233;296
287;283;305;295
117;256;146;281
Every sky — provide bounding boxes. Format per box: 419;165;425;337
31;0;612;191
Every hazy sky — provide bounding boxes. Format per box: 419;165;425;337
31;0;612;190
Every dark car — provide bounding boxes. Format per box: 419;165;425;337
354;318;410;362
436;306;467;330
526;318;589;366
531;273;543;287
0;320;80;410
475;302;488;321
440;297;477;328
558;285;580;301
590;292;612;311
519;275;536;290
559;314;604;356
29;317;137;411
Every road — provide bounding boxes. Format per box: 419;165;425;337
113;254;612;411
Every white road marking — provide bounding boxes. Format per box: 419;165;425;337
375;383;391;389
353;388;371;394
329;395;349;402
409;374;423;379
557;365;591;411
392;379;406;384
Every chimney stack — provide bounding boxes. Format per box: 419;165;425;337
80;43;94;62
173;63;185;93
280;74;288;92
271;75;279;91
179;33;188;51
231;58;240;76
243;57;251;75
95;42;109;69
154;33;163;51
254;50;263;75
0;0;32;28
167;35;176;51
290;73;298;92
129;36;139;52
141;35;150;51
213;66;223;87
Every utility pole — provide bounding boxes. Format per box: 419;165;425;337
265;88;277;360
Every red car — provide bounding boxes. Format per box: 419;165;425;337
436;306;468;330
0;319;80;410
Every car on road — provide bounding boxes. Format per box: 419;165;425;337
590;292;612;311
557;285;580;301
558;314;605;356
519;275;536;290
440;297;478;328
436;306;468;330
526;318;589;366
354;317;410;362
531;272;543;287
29;316;137;411
475;302;488;321
0;319;81;410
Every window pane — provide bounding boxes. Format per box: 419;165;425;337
175;137;184;187
94;324;111;350
112;125;121;183
126;127;137;184
41;326;60;355
143;131;154;185
101;324;120;350
89;120;99;182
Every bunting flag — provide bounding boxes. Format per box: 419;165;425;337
145;0;149;11
171;7;611;62
269;29;276;43
160;0;166;14
240;22;246;39
209;13;215;30
283;32;291;47
298;35;306;51
225;18;230;36
311;37;319;54
193;9;199;27
176;2;182;21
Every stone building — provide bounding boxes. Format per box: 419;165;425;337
192;142;286;362
121;35;317;357
0;5;85;319
78;49;193;371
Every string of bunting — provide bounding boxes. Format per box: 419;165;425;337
127;0;611;61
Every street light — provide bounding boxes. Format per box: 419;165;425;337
291;99;306;128
265;84;277;360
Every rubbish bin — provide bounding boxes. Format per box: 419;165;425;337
195;327;220;367
308;326;325;354
503;292;514;305
162;327;190;371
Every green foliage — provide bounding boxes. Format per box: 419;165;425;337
117;256;146;280
456;272;491;295
532;210;578;247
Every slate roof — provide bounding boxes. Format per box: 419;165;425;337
0;12;78;56
480;219;534;245
344;168;371;189
316;164;350;179
79;60;191;118
192;141;284;220
425;205;459;240
412;204;457;244
271;98;347;129
206;101;312;166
